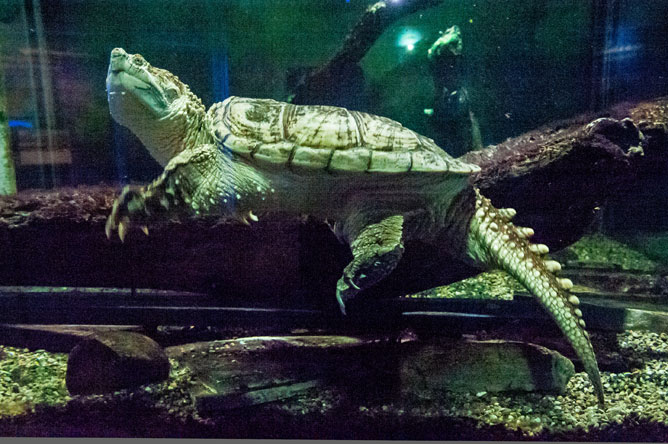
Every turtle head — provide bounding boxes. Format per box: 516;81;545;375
106;48;207;166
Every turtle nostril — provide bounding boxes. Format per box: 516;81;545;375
111;47;125;57
109;49;128;73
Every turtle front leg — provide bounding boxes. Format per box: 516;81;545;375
106;145;219;241
105;172;182;241
106;185;150;241
336;214;405;314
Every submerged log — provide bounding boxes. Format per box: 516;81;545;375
0;186;321;307
0;98;665;305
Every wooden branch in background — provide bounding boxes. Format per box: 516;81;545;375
0;98;665;303
466;98;668;249
290;0;442;105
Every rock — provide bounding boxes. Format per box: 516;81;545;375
0;324;145;353
66;331;170;395
400;339;574;399
623;308;668;332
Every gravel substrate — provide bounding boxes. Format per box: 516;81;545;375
1;329;668;439
0;347;70;416
415;269;523;300
261;330;668;439
353;333;668;437
560;233;659;272
1;234;665;438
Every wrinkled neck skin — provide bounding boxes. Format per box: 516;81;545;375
134;97;210;167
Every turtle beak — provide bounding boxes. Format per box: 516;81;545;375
107;48;132;96
107;48;153;86
107;49;129;104
109;47;129;75
106;48;170;119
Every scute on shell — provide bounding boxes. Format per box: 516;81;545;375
210;96;480;175
291;147;332;171
330;148;371;173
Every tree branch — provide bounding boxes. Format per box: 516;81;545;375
1;98;665;301
290;0;442;105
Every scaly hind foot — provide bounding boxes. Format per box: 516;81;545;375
336;214;405;314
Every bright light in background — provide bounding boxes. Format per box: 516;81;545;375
397;28;422;52
8;120;33;128
603;25;641;59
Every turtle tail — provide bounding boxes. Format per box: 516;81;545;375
466;189;604;408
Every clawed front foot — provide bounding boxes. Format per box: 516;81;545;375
105;186;151;242
336;275;362;315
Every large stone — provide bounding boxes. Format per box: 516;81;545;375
66;331;170;395
400;339;574;399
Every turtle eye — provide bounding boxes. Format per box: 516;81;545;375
164;87;179;101
132;55;146;67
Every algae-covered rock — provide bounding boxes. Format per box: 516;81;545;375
66;331;170;395
400;339;574;399
559;233;658;272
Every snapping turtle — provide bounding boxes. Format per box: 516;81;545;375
105;48;604;406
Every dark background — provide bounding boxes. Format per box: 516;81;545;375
1;0;668;232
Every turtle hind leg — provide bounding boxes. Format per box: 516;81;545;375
336;214;405;314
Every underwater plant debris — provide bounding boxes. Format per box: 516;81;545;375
413;233;661;301
410;270;523;300
0;346;70;417
564;234;659;272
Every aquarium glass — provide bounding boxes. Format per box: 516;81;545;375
2;0;668;438
0;1;666;190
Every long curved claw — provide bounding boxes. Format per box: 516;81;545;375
336;273;366;316
336;292;347;316
105;216;114;240
336;276;359;316
105;186;147;242
118;217;129;242
106;191;125;240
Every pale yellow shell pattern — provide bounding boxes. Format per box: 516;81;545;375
209;96;480;175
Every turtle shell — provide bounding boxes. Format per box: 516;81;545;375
209;96;480;175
